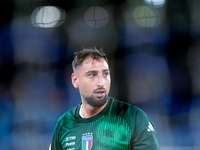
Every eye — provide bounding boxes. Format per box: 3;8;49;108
89;74;94;77
88;73;96;77
103;72;109;76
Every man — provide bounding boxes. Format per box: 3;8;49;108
50;48;159;150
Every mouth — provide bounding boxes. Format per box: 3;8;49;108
94;89;106;98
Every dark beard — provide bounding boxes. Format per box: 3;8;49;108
84;93;108;107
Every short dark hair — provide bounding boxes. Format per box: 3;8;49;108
72;47;108;71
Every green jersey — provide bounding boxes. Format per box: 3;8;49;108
50;97;159;150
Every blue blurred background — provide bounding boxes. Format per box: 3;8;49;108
1;0;200;149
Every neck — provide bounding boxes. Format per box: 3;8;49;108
81;102;107;118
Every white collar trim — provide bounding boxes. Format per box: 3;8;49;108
79;104;84;118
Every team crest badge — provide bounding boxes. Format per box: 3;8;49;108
82;134;93;150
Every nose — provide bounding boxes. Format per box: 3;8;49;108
97;74;105;87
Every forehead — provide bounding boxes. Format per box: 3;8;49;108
79;57;109;72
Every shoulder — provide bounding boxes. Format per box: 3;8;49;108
109;97;145;116
110;97;143;112
54;105;79;130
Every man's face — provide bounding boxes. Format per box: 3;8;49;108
72;57;111;107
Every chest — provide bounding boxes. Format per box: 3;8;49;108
59;115;132;150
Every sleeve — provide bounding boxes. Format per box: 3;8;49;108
131;109;160;150
50;121;63;150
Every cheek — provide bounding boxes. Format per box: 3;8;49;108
79;80;93;92
105;79;111;90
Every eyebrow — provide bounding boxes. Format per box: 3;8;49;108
85;69;110;74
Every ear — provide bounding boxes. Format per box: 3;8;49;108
72;73;79;88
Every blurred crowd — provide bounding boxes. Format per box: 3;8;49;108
1;0;200;149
